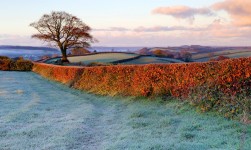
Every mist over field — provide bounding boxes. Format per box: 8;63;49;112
0;49;59;59
89;47;142;52
0;46;142;60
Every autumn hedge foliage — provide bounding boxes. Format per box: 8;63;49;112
0;57;33;71
32;57;251;120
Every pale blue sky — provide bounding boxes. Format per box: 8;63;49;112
0;0;250;46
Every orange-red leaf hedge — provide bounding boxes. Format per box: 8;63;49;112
32;58;251;119
32;57;251;98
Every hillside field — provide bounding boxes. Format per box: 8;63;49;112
192;49;251;62
44;52;184;65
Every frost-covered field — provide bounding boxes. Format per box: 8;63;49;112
0;71;250;150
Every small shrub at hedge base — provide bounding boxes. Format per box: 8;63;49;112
187;85;251;120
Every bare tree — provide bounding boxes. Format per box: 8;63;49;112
30;11;95;62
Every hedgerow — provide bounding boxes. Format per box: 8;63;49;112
32;57;251;120
0;56;11;60
0;57;33;71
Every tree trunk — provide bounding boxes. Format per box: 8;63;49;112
61;49;69;63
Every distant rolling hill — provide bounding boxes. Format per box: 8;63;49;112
44;52;184;65
136;46;251;62
0;45;59;51
192;48;251;62
0;45;60;60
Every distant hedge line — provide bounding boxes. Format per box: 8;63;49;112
32;58;251;120
0;57;33;71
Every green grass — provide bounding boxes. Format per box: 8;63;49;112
68;53;139;64
193;49;251;61
223;52;251;58
0;71;250;149
192;49;247;59
107;98;251;150
44;53;184;65
122;56;183;65
195;51;251;62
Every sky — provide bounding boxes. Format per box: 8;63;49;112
0;0;251;47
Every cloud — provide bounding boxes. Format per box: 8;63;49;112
152;6;213;22
93;31;200;47
133;26;204;32
92;19;251;47
0;34;44;46
152;1;251;27
94;26;204;33
212;0;251;26
205;19;246;38
93;27;129;32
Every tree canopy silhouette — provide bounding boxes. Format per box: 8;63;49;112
30;11;95;62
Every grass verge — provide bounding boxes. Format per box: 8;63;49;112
0;71;250;149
